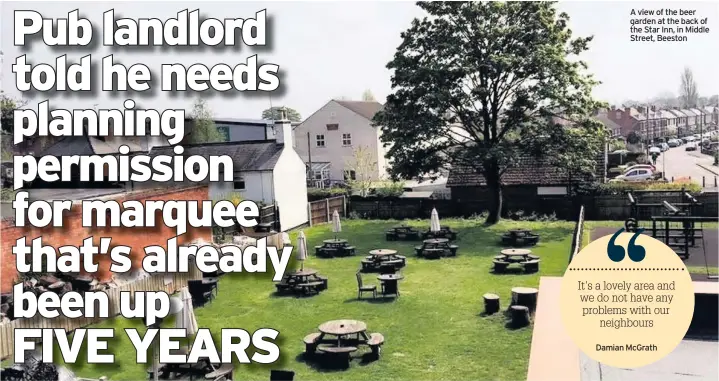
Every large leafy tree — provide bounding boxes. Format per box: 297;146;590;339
261;106;302;122
188;98;224;144
679;67;698;108
374;2;604;223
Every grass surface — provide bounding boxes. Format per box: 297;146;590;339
70;218;574;381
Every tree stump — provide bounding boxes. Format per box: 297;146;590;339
483;293;500;315
511;287;539;312
510;305;530;328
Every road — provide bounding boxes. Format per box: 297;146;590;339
655;145;718;188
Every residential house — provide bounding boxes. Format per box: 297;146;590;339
703;106;719;128
294;100;387;187
183;117;299;143
593;111;622;138
679;108;699;131
146;117;309;231
689;108;711;130
607;106;645;137
658;109;678;136
668;109;689;135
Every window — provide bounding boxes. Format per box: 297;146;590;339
626;170;638;176
342;133;352;146
234;176;246;190
316;134;325;147
326;124;339;131
344;170;356;181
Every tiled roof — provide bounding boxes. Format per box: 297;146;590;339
680;109;700;116
447;153;605;187
149;140;284;171
594;114;621;130
334;100;384;121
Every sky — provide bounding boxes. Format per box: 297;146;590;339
1;1;718;120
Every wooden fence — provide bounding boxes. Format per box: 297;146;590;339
307;196;347;226
0;269;202;361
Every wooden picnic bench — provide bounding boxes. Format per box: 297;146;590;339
274;269;327;296
492;249;540;274
316;239;356;258
386;226;421;241
422;226;457;240
318;345;358;368
416;238;459;258
361;249;407;272
500;229;540;247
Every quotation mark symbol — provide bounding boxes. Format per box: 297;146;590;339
607;228;646;263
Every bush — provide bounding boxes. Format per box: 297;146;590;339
308;187;348;200
596;181;702;195
0;188;15;201
373;181;405;198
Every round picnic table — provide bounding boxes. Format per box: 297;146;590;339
292;269;318;277
501;248;531;258
509;229;530;236
369;249;397;257
377;274;404;282
324;239;347;245
423;238;448;245
377;274;404;296
319;320;367;336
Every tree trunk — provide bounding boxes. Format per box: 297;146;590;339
484;164;503;224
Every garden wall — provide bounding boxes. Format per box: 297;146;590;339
0;186;212;293
345;190;718;222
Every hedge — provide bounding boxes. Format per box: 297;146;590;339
596;181;702;195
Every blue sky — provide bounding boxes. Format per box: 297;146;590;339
1;1;717;120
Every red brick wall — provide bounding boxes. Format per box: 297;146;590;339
0;186;212;293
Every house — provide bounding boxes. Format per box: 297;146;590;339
183;117;300;143
703;106;719;127
294;100;387;186
658;109;678;136
679;108;699;131
147;117;309;231
607;106;645;137
593;111;622;138
668;109;689;135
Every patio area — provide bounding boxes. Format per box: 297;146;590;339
67;218;575;380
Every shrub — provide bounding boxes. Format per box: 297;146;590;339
373;181;405;198
307;187;349;200
596;181;701;195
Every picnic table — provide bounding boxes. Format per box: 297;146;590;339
148;348;233;380
386;226;420;241
500;228;540;247
303;320;385;366
377;273;403;297
274;268;328;296
415;238;459;259
492;249;540;273
422;226;457;240
315;239;356;258
361;249;406;272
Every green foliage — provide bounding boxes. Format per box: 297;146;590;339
344;145;377;197
374;2;603;224
626;131;642;145
361;89;376;102
596;181;701;195
307;187;348;200
188;98;224;144
261;106;302;122
373;181;405;198
1;94;27;135
1;188;16;201
609;139;626;151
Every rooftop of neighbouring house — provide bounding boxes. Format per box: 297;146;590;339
334;100;385;120
446;153;606;187
148;140;285;171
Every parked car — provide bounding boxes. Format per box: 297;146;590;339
685;142;698;151
660;143;669;151
612;168;662;182
667;139;680;147
622;164;656;173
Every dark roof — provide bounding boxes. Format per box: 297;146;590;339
447;153;605;187
40;136;95;156
149;140;283;171
334;100;384;121
594;114;622;131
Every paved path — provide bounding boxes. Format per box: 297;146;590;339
655;147;718;187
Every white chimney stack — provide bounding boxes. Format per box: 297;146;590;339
274;109;292;147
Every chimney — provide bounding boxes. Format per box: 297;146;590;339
650;105;656;112
273;109;293;147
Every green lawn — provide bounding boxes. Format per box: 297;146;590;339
70;218;575;381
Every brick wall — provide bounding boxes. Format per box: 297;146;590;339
0;186;212;293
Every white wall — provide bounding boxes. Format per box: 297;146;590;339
294;101;383;181
272;146;309;230
208;171;274;203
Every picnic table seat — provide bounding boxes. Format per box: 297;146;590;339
317;276;329;291
494;255;505;261
386;231;398;241
385;259;404;269
318;345;358;368
367;333;385;359
522;259;540;273
361;259;374;272
492;260;509;273
344;246;357;255
303;332;321;354
528;254;540;260
298;281;323;295
396;255;407;266
414;246;424;256
423;248;443;260
448;244;459;256
524;234;540;246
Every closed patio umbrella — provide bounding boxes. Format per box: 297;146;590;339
297;231;308;271
332;210;342;239
176;287;198;337
430;208;441;233
649;146;661;154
